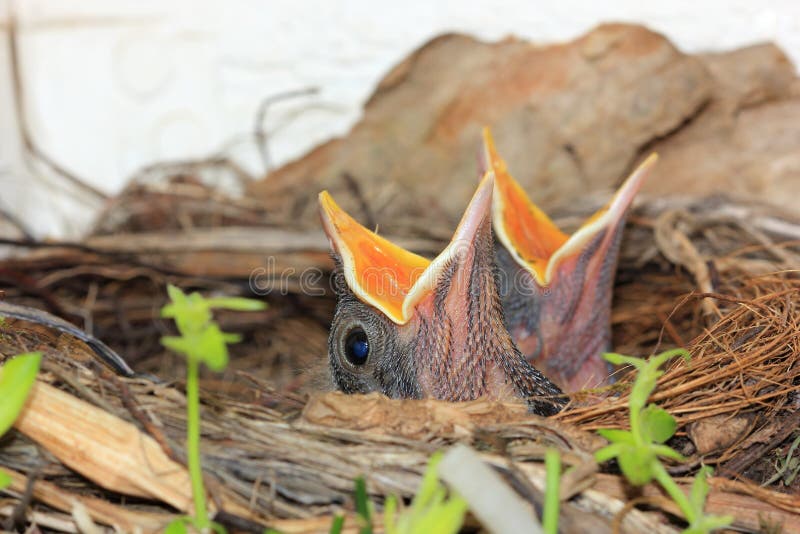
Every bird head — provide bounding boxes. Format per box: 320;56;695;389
319;173;564;415
480;128;657;392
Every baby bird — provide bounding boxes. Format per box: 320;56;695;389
319;173;565;415
481;129;657;392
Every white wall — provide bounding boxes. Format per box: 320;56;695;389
1;0;798;237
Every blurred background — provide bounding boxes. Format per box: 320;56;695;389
1;0;798;238
1;4;800;527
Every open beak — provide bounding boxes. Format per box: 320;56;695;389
319;173;495;327
319;191;430;324
320;174;564;409
481;127;657;391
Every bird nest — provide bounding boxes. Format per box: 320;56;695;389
0;179;798;533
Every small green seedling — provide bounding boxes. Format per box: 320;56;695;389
327;476;374;534
327;514;345;534
161;285;266;533
682;466;735;534
354;476;374;534
594;349;690;485
382;452;468;534
0;352;41;490
543;448;561;534
332;453;468;534
594;349;733;533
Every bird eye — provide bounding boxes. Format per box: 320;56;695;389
344;327;369;366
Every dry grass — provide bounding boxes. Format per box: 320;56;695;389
561;274;800;431
0;181;799;532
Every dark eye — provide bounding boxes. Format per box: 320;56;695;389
344;328;369;366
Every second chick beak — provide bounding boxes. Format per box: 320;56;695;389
482;127;657;392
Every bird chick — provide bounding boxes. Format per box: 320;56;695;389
480;128;657;392
319;173;565;415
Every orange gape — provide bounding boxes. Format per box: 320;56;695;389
483;127;656;286
318;174;566;415
318;192;429;324
482;127;657;391
482;129;568;282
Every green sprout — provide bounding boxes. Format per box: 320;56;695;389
331;453;467;534
682;466;735;534
543;448;561;534
327;514;345;534
160;285;266;533
0;352;41;490
594;349;733;533
383;452;468;534
354;476;374;534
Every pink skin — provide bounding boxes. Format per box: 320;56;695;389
321;174;565;413
492;156;656;393
409;255;521;402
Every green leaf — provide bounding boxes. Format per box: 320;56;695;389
650;348;691;369
0;352;41;437
0;469;11;490
166;283;185;302
597;428;636;444
162;286;212;334
161;326;230;371
411;452;442;511
596;349;708;528
329;515;345;534
161;284;271;532
163;517;190;534
160;303;177;318
685;465;733;532
382;452;467;534
383;495;398;534
652;445;687;463
594;442;625;463
195;324;230;371
411;496;467;534
689;466;712;511
603;352;647;368
629;366;662;414
617;447;655;485
205;296;267;311
353;476;372;534
543;448;561;534
683;515;734;534
161;285;265;371
626;349;690;415
641;405;677;444
160;336;193;357
222;332;243;345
